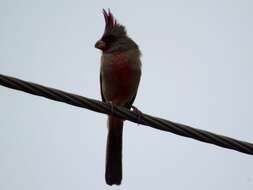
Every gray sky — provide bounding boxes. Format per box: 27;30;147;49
1;0;253;189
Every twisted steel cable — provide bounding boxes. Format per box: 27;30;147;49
1;73;253;155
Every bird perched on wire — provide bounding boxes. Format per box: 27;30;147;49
95;9;142;185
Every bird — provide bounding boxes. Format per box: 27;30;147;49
95;9;142;185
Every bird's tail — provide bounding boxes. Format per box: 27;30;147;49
105;116;123;185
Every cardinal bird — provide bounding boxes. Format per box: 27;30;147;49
95;9;142;185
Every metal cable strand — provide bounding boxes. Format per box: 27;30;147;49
1;73;253;155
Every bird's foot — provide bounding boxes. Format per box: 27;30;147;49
108;101;114;116
131;105;143;125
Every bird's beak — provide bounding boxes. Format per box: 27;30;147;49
95;40;106;50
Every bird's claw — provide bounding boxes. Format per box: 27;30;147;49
108;101;114;116
131;105;143;125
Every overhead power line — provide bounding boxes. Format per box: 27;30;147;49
0;73;253;155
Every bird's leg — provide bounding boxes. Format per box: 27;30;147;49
131;105;143;125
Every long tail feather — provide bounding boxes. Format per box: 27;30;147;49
105;116;123;185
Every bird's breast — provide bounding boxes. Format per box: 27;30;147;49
111;53;132;82
101;52;141;105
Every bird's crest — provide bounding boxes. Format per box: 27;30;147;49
100;9;127;42
103;9;120;31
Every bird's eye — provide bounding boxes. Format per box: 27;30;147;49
102;35;115;43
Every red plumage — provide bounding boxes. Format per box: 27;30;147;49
95;9;142;185
103;9;119;29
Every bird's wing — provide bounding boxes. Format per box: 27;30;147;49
100;72;106;102
125;92;137;109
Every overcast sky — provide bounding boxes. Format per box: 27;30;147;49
0;0;253;189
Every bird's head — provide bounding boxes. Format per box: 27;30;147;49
95;9;138;53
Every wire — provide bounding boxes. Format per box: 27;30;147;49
1;73;253;155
